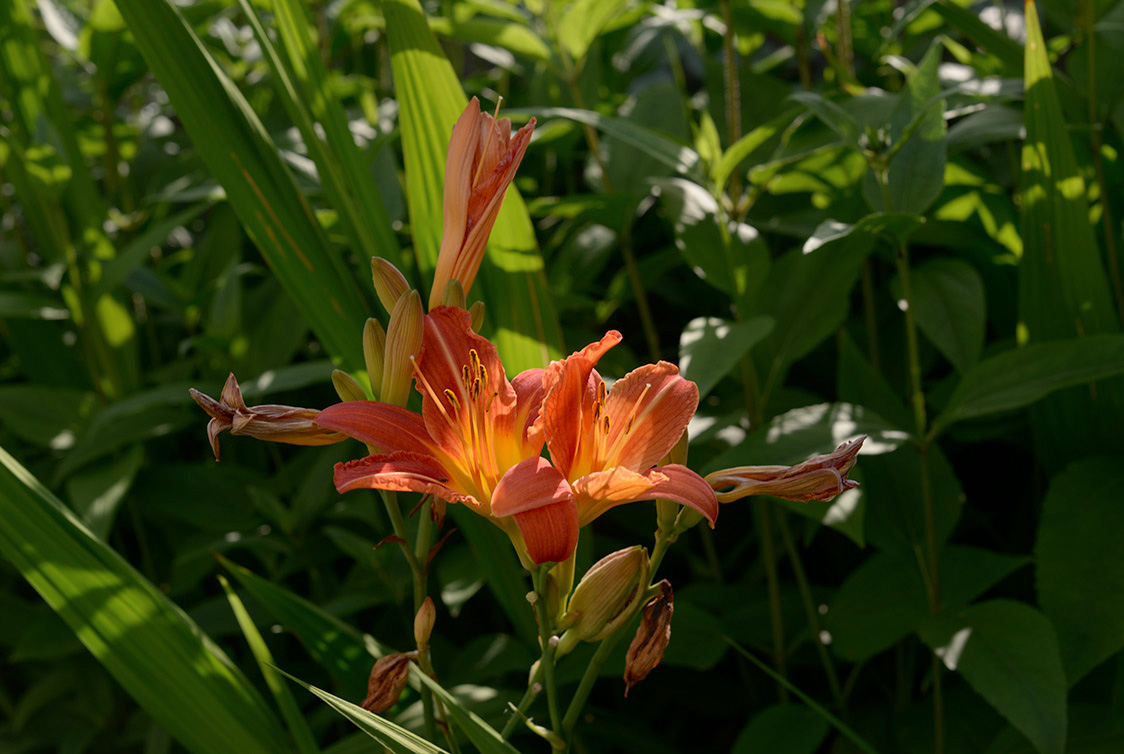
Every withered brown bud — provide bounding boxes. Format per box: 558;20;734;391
705;436;865;504
360;652;415;714
623;580;674;697
188;373;346;461
414;597;436;650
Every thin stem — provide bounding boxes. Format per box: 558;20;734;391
775;506;845;711
719;0;742;207
500;668;542;739
756;498;788;701
619;212;661;361
860;259;882;372
561;629;623;738
531;567;563;737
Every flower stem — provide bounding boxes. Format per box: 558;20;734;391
531;566;563;738
757;498;788;701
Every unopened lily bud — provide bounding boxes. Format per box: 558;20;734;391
705;436;865;504
414;597;436;650
371;257;409;314
441;279;466;309
468;300;485;332
360;652;415;714
363;318;386;398
562;546;649;644
380;290;424;407
623;580;673;697
656;431;690;531
332;369;367;402
189;374;345;461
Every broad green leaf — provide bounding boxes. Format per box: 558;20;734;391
278;670;448;754
789;92;863;149
1035;457;1124;684
411;672;523;754
713;109;798;192
114;0;369;370
1019;0;1124;467
894;257;985;372
536;107;705;183
930;336;1124;437
679;316;774;399
219;577;320;754
862;443;962;557
864;40;947;214
986;703;1124;754
556;0;629;62
0;291;70;320
66;445;142;540
383;0;561;373
919;600;1067;754
0;446;290;754
828;546;1029;662
0;385;91;446
428;17;550;60
732;704;829;754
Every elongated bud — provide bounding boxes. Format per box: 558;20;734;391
360;652;415;714
414;597;436;650
363;318;386;398
656;430;690;531
468;300;485;332
332;370;367;402
189;373;345;461
441;279;466;309
705;436;865;504
371;257;409;314
561;546;649;644
380;290;424;407
623;580;673;697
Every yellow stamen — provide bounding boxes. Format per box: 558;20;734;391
444;388;460;411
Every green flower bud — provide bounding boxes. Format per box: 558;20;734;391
561;546;649;643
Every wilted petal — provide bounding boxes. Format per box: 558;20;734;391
706;436;865;504
361;652;415;714
492;457;578;564
623;580;673;696
572;465;718;528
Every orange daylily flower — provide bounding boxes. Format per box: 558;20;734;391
315;308;718;565
429;97;535;309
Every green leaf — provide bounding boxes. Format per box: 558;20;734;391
556;0;629;62
895;257;985;372
0;291;70;320
428;16;550;60
732;704;829;754
278;670;448;754
1035;457;1124;684
0;446;290;754
383;0;562;373
679;316;774;399
65;445;142;540
411;672;523;754
1019;0;1124;467
713;109;798;192
919;600;1067;754
219;577;320;754
828;546;1029;662
537;107;705;183
862;443;962;556
789;92;863;150
113;0;369;370
931;336;1124;437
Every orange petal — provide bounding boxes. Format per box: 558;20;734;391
431;99;483;310
511;367;546;450
334;451;477;507
491;456;578;564
542;331;622;478
572;464;718;528
602;362;697;472
315;401;439;457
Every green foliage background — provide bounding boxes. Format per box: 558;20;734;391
2;0;1124;752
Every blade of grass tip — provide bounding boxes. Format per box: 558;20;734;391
724;636;883;754
114;0;368;370
219;575;321;754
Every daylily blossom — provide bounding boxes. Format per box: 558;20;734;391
189;373;345;461
705;436;865;504
429;97;535;309
315;307;718;566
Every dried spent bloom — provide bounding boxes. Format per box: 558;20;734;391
561;546;649;643
189;373;345;462
705;436;866;504
429;97;535;310
360;652;415;714
623;580;674;697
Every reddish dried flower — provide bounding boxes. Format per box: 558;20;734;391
705;436;865;504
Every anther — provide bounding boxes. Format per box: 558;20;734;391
444;389;460;410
